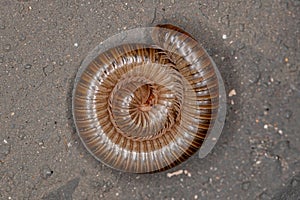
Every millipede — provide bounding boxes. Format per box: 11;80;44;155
72;24;224;173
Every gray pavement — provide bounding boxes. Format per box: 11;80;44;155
1;0;299;199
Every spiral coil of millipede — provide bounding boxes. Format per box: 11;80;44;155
72;24;225;173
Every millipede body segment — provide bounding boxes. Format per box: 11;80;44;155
73;24;220;173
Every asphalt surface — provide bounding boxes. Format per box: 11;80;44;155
1;0;299;199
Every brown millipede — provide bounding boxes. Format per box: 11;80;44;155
72;24;221;173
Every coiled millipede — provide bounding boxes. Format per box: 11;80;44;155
72;24;226;173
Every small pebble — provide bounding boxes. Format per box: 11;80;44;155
4;44;11;52
18;132;26;140
58;60;64;66
183;169;192;177
264;124;268;129
24;63;32;69
228;89;236;97
284;110;292;119
74;43;79;47
40;165;53;179
222;34;227;40
256;160;261;165
38;140;46;148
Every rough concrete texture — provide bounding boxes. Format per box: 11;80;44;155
0;0;299;199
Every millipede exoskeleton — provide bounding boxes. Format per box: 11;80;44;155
72;24;225;173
